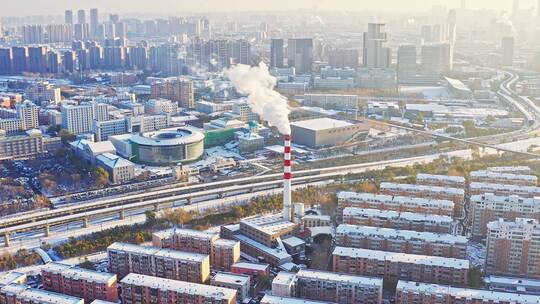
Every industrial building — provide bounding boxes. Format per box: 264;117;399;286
290;118;369;148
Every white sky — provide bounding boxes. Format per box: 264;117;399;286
0;0;536;17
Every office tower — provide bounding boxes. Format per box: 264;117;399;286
270;38;284;68
513;0;520;16
74;23;90;40
46;51;61;74
21;25;44;44
501;36;515;66
287;38;313;74
65;10;73;24
363;23;391;68
230;39;250;65
486;218;540;277
328;49;359;68
62;50;75;73
0;48;12;75
11;47;28;74
28;46;47;74
61;103;94;135
77;9;86;24
90;8;99;37
421;43;451;76
397;45;417;83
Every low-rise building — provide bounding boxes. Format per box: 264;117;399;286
120;273;237;304
415;173;466;188
469;182;540;198
302;214;331;228
0;284;83;304
379;182;465;216
337;192;454;220
107;242;210;283
211;272;250;302
211;238;241;271
95;152;135;184
272;269;383;304
470;170;537;186
342;207;454;233
335;224;467;258
395;280;540;304
0;129;44;159
332;246;469;285
484;275;540;295
41;262;118;303
239;214;299;248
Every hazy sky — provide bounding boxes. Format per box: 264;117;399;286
0;0;537;17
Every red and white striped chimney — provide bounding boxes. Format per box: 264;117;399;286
283;134;292;221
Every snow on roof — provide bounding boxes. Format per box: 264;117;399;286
397;280;540;303
108;242;208;263
290;117;353;131
471;170;537;182
0;284;83;304
486;166;531;173
485;275;540;288
0;272;25;286
302;214;331;221
84;141;116;155
213;238;240;248
153;228;218;241
470;182;540;194
333;247;469;269
379;182;464;195
282;236;306;248
338;191;455;210
272;271;297;286
212;272;250;285
241;214;297;236
416;173;465;184
41;262;116;284
261;295;332;304
121;273;236;300
95;153;133;169
342;207;454;224
297;269;383;287
470;193;540;211
336;224;467;244
234;234;292;261
231;262;269;271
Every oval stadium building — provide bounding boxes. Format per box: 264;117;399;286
129;128;204;165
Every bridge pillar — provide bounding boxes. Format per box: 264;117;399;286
119;209;125;220
83;216;89;228
44;224;50;237
4;233;10;247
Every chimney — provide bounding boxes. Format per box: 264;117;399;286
283;134;292;221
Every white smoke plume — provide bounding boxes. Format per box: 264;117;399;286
226;62;291;135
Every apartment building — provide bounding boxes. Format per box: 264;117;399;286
395;280;540;304
470;193;540;237
0;129;44;159
335;224;467;258
470;170;537;186
379;182;465;216
261;295;331;304
415;173;466;188
239;214;299;247
107;242;210;283
41;262;118;303
486;166;531;174
332;246;469;285
272;269;383;304
150;77;194;108
469;182;540;198
342;207;454;233
0;284;83;304
337;192;454;220
152;228;218;254
211;272;250;302
211;238;241;271
485;218;540;278
484;275;540;295
120;273;236;304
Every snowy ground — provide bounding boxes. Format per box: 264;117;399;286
467;242;486;269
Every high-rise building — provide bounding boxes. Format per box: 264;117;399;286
90;8;99;37
231;39;251;65
77;9;86;24
21;25;44;44
501;36;515;66
150;77;195;108
328;49;359;68
46;24;73;43
486;218;540;278
11;47;28;74
74;23;90;40
65;10;74;24
270;38;284;68
61;103;95;135
397;45;417;83
46;51;61;74
62;50;76;73
0;48;12;75
363;23;391;68
420;42;452;76
28;46;47;74
287;38;313;74
15;101;39;130
127;46;147;70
